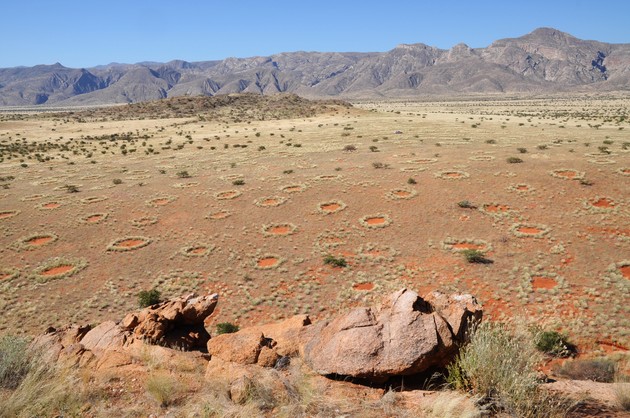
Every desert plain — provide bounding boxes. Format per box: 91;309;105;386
0;92;628;354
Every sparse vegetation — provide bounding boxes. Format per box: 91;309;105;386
507;156;523;163
534;330;575;357
0;335;32;389
138;288;161;308
554;358;616;382
216;322;240;335
323;254;347;268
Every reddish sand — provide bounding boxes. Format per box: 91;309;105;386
555;170;577;179
0;211;18;219
116;239;146;248
26;236;54;246
188;247;207;255
591;197;615;208
321;237;343;245
353;282;375;291
532;276;557;289
269;225;291;235
42;265;73;276
257;257;279;268
217;191;238;199
152;198;170;206
42;202;61;209
518;227;543;235
365;250;384;257
86;215;103;223
445;172;463;178
0;273;10;280
516;185;530;191
365;217;386;225
452;242;485;250
319;175;337;180
261;199;278;206
320;203;341;212
283;186;303;193
622;169;630;175
620;265;630;280
393;190;412;198
209;211;230;219
484;204;510;213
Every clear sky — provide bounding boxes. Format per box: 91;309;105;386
2;0;629;68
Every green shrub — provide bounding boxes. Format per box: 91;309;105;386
112;178;123;185
517;147;528;153
323;255;347;268
457;200;476;209
462;249;490;264
232;179;245;186
407;177;417;185
216;322;240;335
535;331;575;357
0;335;32;389
138;289;161;308
554;358;616;382
176;170;191;178
507;157;523;164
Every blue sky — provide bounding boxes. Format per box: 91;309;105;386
2;0;629;68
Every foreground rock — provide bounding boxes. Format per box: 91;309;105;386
302;288;482;381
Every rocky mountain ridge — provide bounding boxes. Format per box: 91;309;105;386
1;27;629;106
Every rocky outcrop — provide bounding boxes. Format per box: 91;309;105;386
302;289;482;381
121;293;218;350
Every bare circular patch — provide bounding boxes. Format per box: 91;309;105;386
508;183;534;193
37;201;62;210
314;174;342;181
131;216;158;228
280;184;307;193
31;257;88;283
80;196;108;204
386;188;417;200
262;223;297;237
435;170;470;180
21;194;45;201
147;196;177;207
317;200;347;214
442;238;492;253
0;267;20;282
549;169;585;180
254;254;284;270
531;276;557;290
510;223;551;238
255;196;287;208
0;209;20;220
214;190;242;200
359;214;392;229
107;236;152;251
353;282;375;291
180;244;213;257
480;203;512;216
81;213;108;224
207;210;232;220
173;182;199;188
616;167;630;177
12;233;58;251
408;158;438;164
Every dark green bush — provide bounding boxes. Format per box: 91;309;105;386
216;322;240;335
323;255;347;268
507;157;524;164
462;249;491;264
535;331;575;357
138;289;161;308
457;200;476;209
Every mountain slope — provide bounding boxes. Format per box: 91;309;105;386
1;27;628;106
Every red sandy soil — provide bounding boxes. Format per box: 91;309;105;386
0;273;11;280
41;265;73;276
321;203;341;212
86;214;104;223
151;198;170;206
187;247;208;255
261;198;279;206
445;172;464;178
620;265;630;280
531;276;557;289
555;170;578;179
516;185;530;191
353;282;375;291
283;186;304;192
269;225;291;235
518;226;543;235
257;257;279;268
42;202;61;209
209;211;230;219
393;190;412;198
622;168;630;175
590;197;615;208
26;236;54;246
115;239;146;248
216;191;239;199
0;210;18;219
365;216;386;225
484;204;510;213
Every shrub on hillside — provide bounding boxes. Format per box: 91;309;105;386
216;322;240;335
138;289;161;308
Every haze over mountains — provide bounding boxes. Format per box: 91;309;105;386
1;27;629;106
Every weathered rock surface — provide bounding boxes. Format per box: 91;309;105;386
302;288;482;381
122;293;218;350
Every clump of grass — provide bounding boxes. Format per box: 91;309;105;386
462;249;492;264
112;178;123;185
554;358;616;382
63;184;80;193
232;179;245;186
507;157;524;164
138;288;161;308
147;373;180;407
372;162;390;169
343;144;357;152
447;322;574;417
407;177;417;185
176;170;191;178
323;254;347;268
0;335;32;389
216;322;240;335
517;147;528;153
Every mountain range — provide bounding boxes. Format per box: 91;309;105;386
1;27;629;106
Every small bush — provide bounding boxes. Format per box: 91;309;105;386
232;179;245;186
343;145;357;152
112;178;123;185
537;144;548;150
507;157;523;164
64;184;80;193
323;255;347;268
176;170;191;178
517;147;528;153
462;249;491;264
0;335;32;389
372;162;390;169
535;331;575;357
138;288;161;308
147;373;179;407
216;322;240;335
554;358;616;382
407;177;417;185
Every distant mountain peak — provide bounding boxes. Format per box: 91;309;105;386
1;28;628;106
